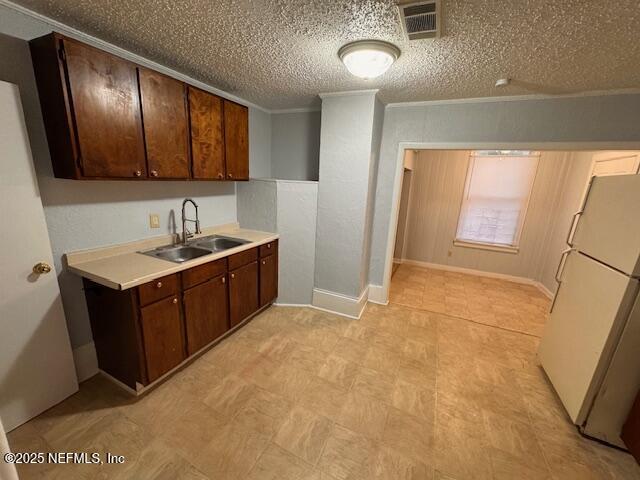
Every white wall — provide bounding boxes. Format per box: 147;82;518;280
399;150;572;284
237;180;277;232
0;7;273;351
314;92;380;299
275;181;318;304
368;95;640;291
237;179;318;305
249;108;272;178
271;111;320;181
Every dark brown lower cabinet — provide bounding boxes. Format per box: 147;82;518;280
260;252;278;307
84;242;276;390
183;274;229;355
139;295;185;383
229;261;259;327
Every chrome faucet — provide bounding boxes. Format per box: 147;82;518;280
181;198;201;244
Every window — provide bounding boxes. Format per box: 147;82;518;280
455;150;539;252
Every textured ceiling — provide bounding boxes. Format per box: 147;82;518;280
12;0;640;109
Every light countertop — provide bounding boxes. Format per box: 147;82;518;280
64;224;278;290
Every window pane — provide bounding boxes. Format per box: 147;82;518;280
456;153;538;247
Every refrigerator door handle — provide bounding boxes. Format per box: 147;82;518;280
566;211;582;247
555;248;573;284
551;248;573;313
567;176;596;247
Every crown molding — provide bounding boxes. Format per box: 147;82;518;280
385;88;640;109
319;89;380;99
270;107;321;114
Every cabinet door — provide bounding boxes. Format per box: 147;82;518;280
138;68;190;179
223;100;249;180
260;253;278;307
183;275;229;355
63;39;146;178
229;261;259;327
139;295;185;383
188;86;225;179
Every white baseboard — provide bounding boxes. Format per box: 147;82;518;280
399;259;554;299
72;341;99;382
273;303;312;307
367;284;389;305
533;281;555;299
312;286;369;319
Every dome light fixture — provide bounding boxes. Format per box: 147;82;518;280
338;40;401;79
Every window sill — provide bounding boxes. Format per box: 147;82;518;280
453;240;519;254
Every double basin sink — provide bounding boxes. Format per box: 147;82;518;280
140;235;250;264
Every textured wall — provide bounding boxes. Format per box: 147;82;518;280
359;97;385;292
271;111;320;181
276;181;318;304
237;180;277;232
314;92;379;298
400;150;572;283
236;179;318;305
368;95;640;289
249;108;272;178
0;26;270;350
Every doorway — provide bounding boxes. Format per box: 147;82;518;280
386;148;640;337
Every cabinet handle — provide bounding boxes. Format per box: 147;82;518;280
217;172;223;179
156;281;163;288
172;298;178;304
231;273;235;279
228;173;233;179
150;170;158;177
262;260;266;265
134;170;142;177
267;243;271;248
221;276;226;283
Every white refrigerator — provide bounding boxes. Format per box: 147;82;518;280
538;173;640;448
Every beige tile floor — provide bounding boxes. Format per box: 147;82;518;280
8;304;640;479
390;264;551;337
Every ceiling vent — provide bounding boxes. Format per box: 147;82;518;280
398;0;440;40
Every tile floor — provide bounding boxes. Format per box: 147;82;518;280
390;264;551;337
8;303;640;479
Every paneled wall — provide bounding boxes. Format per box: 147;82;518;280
398;150;573;287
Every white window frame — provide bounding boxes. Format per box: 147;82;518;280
453;151;540;254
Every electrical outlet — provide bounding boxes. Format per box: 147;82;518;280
149;214;160;229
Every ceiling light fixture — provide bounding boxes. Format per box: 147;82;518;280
338;40;401;79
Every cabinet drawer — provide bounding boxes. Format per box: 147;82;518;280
182;258;227;290
228;247;258;271
259;240;278;258
138;273;179;307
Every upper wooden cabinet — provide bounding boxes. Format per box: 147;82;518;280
188;86;225;180
139;68;190;179
30;34;146;178
224;100;249;180
29;32;249;181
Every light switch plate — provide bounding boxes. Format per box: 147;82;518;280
149;214;160;229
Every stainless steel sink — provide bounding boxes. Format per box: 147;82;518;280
142;245;212;263
194;235;249;252
139;235;250;263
